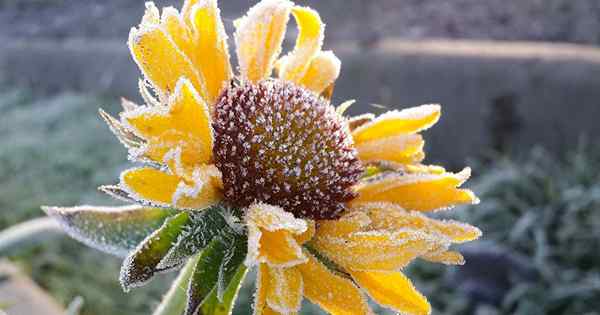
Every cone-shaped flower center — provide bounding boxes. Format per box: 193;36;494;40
213;80;363;219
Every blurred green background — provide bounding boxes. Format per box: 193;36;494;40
2;0;600;314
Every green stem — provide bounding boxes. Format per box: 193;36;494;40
152;255;200;315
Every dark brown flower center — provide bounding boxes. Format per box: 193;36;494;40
212;80;363;219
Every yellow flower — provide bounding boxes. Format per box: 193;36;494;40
98;0;481;314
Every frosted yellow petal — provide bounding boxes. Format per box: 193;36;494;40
311;230;435;271
315;211;371;238
120;165;221;209
351;168;479;212
278;6;324;83
246;203;307;233
169;165;223;210
128;24;203;97
188;0;232;103
297;252;371;315
356;134;425;165
120;167;179;206
260;229;306;266
246;203;308;267
266;266;303;313
124;79;213;167
352;104;441;144
423;250;465;265
351;270;431;315
294;220;315;245
297;51;341;94
255;264;287;315
357;203;482;243
405;164;446;175
235;0;292;82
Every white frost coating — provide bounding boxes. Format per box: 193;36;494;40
41;205;163;258
234;0;292;81
138;79;161;108
128;9;206;101
361;167;473;196
121;97;140;112
266;267;303;313
336;99;356;116
352;103;441;137
98;109;143;150
172;168;205;206
246;202;307;233
244;203;308;267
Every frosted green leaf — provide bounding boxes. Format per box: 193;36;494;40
217;233;247;302
158;205;229;270
186;239;227;315
120;211;190;291
199;265;248;315
42;205;177;257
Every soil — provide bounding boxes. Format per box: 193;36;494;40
1;0;600;45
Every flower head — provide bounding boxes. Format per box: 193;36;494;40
45;1;481;315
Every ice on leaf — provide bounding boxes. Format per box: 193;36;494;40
186;239;226;315
42;205;177;257
157;205;228;269
120;212;191;290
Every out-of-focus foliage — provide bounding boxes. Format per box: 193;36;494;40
410;146;600;315
1;86;599;314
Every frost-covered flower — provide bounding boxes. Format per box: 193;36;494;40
44;1;481;315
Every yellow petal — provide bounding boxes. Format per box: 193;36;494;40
404;164;447;175
119;165;221;209
120;167;179;206
351;270;431;315
246;203;308;267
423;250;465;265
278;6;324;83
315;211;371;238
350;168;479;212
254;264;287;315
352;104;441;144
124;78;213;167
356;134;425;165
294;220;316;245
128;22;204;97
297;252;371;315
356;202;482;243
259;229;307;267
297;51;341;94
235;0;292;82
311;230;435;271
187;0;232;103
266;266;303;313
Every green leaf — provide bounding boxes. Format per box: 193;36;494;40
158;205;229;270
152;254;201;315
217;233;247;302
42;205;177;257
185;239;227;315
199;265;248;315
120;211;191;291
